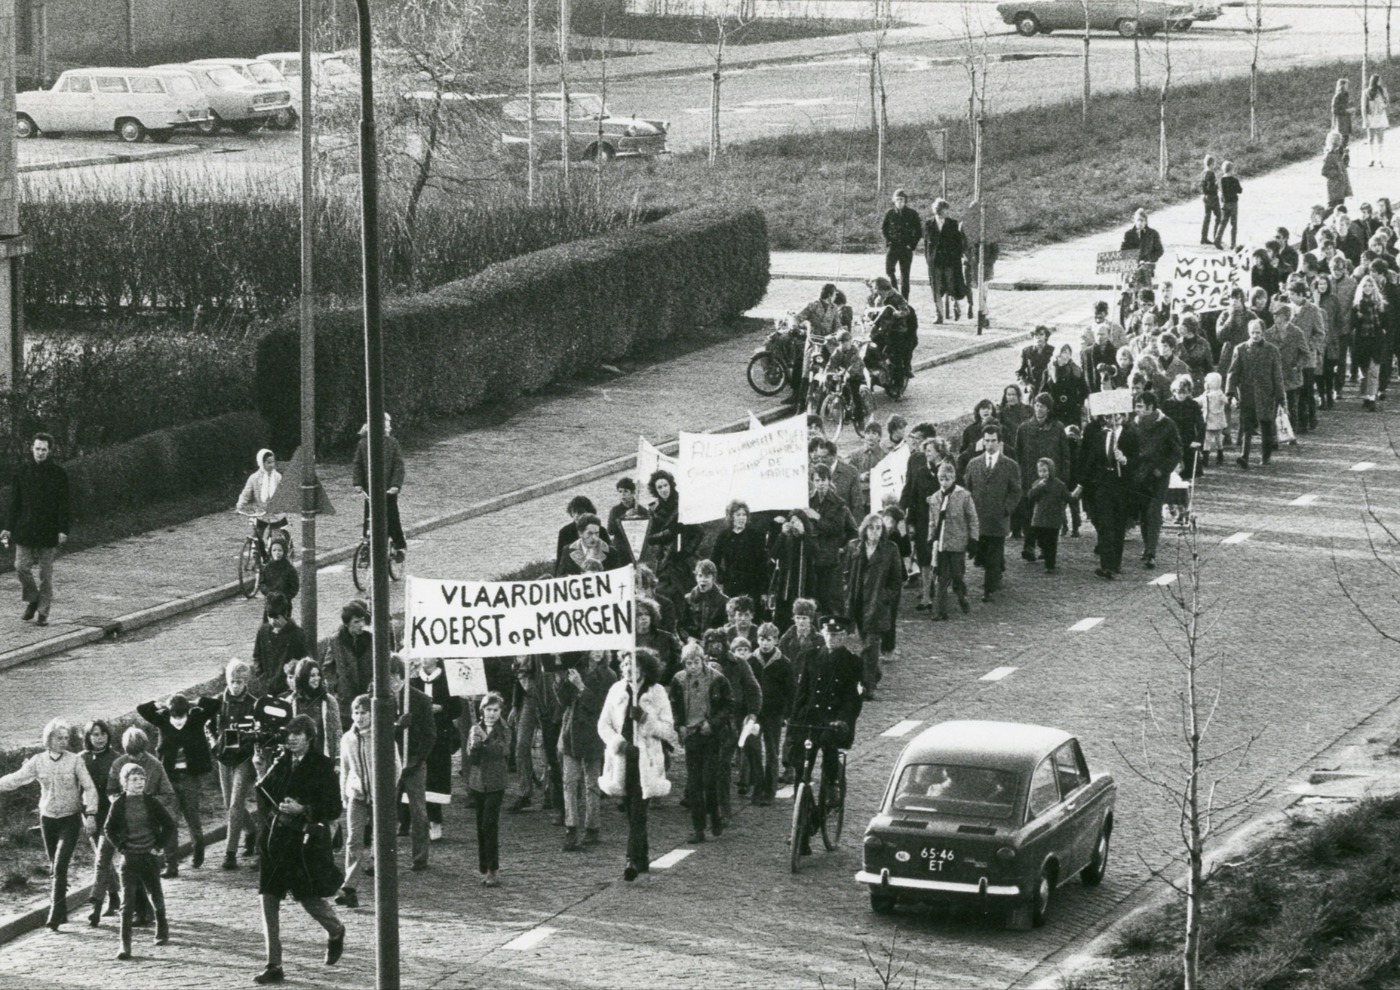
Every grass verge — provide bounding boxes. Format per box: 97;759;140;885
629;55;1396;254
1095;793;1400;989
575;13;903;46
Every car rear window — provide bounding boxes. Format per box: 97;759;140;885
165;75;199;97
129;77;164;94
891;763;1018;819
206;66;246;88
95;76;129;94
248;62;282;84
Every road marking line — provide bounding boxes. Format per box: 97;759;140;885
503;927;557;951
1222;532;1253;544
1352;462;1377;472
1068;618;1104;632
1289;494;1319;506
1150;573;1178;586
650;849;695;870
881;719;923;737
776;785;794;800
979;666;1018;682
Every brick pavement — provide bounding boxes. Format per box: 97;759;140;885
2;326;1400;986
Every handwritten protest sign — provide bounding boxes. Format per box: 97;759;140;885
636;437;678;494
1096;250;1139;275
870;445;911;511
1170;251;1243;314
618;517;650;561
677;415;809;524
1087;390;1135;418
443;659;489;697
406;568;635;659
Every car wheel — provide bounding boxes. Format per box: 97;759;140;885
229;120;258;136
271;107;298;130
586;142;616;162
869;891;897;915
1014;13;1040;36
15;114;36;139
196;113;222;136
148;129;175;144
1117;17;1140;36
116;118;146;143
1082;826;1111;886
1031;862;1056;927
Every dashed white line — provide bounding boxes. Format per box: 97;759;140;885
650;849;695;870
881;719;923;737
1150;573;1178;586
979;666;1018;682
1068;618;1104;632
503;926;557;951
1222;532;1253;544
1289;494;1320;506
1352;462;1377;472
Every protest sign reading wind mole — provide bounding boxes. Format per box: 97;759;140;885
1170;250;1245;314
677;415;809;524
406;568;635;659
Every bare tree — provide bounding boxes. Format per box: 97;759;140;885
863;0;895;192
1158;19;1173;184
957;1;993;328
1333;426;1400;645
1114;509;1265;990
560;0;572;182
1080;0;1092;126
1245;0;1263;141
1134;0;1144;98
702;0;754;166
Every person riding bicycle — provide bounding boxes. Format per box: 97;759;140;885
787;616;865;855
353;415;407;563
866;277;916;384
794;284;842;410
826;331;869;426
236;448;286;558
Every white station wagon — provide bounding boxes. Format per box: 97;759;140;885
153;62;291;136
16;67;212;143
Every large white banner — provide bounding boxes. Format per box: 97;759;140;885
870;445;911;511
406;568;635;659
677;415;810;524
636;437;678;495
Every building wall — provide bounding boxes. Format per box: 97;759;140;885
31;0;299;66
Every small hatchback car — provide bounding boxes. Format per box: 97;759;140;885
856;720;1115;928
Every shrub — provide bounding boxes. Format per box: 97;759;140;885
19;171;634;314
0;327;257;477
255;205;769;450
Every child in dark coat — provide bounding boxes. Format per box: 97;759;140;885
749;623;794;806
1062;425;1084;538
1026;458;1071;573
467;692;511;887
260;539;299;602
106;763;176;960
1163;374;1207;523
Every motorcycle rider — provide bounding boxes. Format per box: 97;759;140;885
866;277;916;384
795;284;842;409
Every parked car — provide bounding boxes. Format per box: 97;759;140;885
996;0;1197;36
15;66;212;143
152;62;291;136
258;52;360;98
191;58;299;129
855;720;1116;928
500;92;668;161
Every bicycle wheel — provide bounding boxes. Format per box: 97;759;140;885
821;756;847;850
352;541;371;592
237;539;260;598
747;352;788;397
789;782;810;874
388;545;404;582
820;392;845;440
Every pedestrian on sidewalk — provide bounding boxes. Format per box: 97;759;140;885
203;659;264;871
1213;162;1242;250
1332;78;1354;153
135;693;213;877
602;648;678;881
353;414;406;563
2;432;70;627
259;538;298;603
922;198;967;322
467;691;510;886
82;719;121;924
1324;130;1353;211
881;188;922;298
252;593;308;697
557;650;616;852
106;763;175;959
1200;155;1222;245
253;714;347;985
0;718;98;929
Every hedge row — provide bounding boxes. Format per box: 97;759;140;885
255;205;770;450
0;411;269;535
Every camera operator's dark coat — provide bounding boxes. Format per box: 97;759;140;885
257;749;343;900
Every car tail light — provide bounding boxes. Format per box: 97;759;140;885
864;834;887;857
995;846;1017;863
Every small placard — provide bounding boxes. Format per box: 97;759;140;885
1087;390;1135;417
1096;250;1140;275
619;517;650;559
443;658;489;697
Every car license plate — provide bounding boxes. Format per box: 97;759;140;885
922;847;955;872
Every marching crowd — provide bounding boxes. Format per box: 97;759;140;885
2;113;1397;983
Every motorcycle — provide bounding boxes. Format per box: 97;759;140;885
812;361;871;440
857;317;910;400
746;315;805;397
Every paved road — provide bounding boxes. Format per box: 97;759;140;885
0;368;1395;987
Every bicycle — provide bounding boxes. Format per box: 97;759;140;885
352;493;405;592
817;365;873;440
786;722;848;874
236;513;291;599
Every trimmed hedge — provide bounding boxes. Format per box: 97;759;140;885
0;411;269;533
255;205;770;451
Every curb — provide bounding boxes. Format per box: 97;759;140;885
0;333;1026;675
0;826;226;947
18;144;200;173
988;279;1118;291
